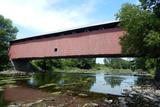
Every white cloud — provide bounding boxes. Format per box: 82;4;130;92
0;0;98;38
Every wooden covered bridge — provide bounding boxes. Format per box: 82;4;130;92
9;21;125;71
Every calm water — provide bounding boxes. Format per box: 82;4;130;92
0;72;152;106
26;72;152;95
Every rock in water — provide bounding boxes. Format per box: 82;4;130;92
82;102;98;107
104;98;113;104
78;93;88;97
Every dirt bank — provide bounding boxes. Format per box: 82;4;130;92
4;86;110;107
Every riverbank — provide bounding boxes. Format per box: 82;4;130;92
0;70;157;107
0;70;30;76
122;85;160;107
5;85;112;107
0;66;152;76
0;71;120;107
5;85;160;107
53;67;152;76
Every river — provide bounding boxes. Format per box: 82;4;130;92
0;71;153;106
28;72;152;95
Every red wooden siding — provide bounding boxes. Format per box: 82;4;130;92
9;28;124;59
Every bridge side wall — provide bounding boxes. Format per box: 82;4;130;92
9;28;124;60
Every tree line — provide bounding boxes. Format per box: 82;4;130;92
31;58;96;71
116;0;160;79
32;58;151;72
0;15;18;71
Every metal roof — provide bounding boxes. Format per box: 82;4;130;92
10;21;120;44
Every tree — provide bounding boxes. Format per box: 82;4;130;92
0;15;18;71
31;58;96;71
104;58;122;69
116;2;160;79
139;0;160;17
116;3;160;56
104;58;131;69
71;58;96;69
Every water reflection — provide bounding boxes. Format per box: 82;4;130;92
0;72;153;107
90;74;137;95
28;72;96;93
105;75;124;88
27;72;149;95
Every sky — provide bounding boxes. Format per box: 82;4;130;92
0;0;138;63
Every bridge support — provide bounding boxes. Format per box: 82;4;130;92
12;59;34;72
155;58;160;80
153;58;160;88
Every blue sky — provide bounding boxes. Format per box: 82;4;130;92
0;0;138;63
0;0;139;39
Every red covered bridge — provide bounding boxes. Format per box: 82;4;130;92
8;21;125;71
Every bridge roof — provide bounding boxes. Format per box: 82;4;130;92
10;21;120;44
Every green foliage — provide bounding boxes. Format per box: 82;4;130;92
139;0;157;9
133;58;146;70
116;3;160;56
128;57;156;74
139;0;160;17
144;31;160;48
71;58;96;69
104;58;131;69
116;1;160;76
31;59;64;71
0;15;18;71
31;58;96;71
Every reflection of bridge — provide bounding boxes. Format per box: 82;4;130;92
8;21;125;71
